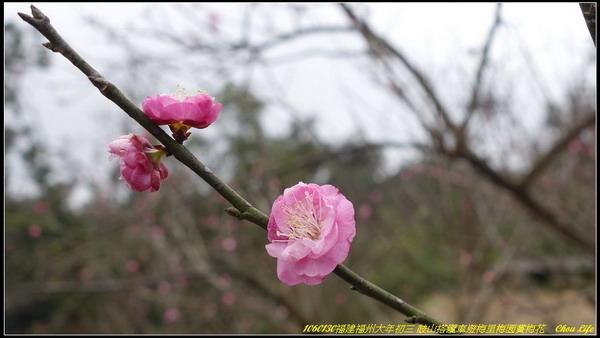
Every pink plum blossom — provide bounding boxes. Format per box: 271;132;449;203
27;225;42;239
142;91;222;129
163;307;180;324
221;292;236;306
108;134;168;192
126;259;140;273
221;237;237;252
158;280;172;294
265;182;356;285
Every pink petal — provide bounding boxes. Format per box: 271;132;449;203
265;242;286;258
280;238;312;261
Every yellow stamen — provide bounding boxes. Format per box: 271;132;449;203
275;191;322;242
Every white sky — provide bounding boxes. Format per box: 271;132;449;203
4;3;596;206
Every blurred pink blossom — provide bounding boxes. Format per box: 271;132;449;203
151;226;166;240
108;134;168;192
78;268;94;281
412;164;426;174
401;170;413;181
221;292;236;306
266;182;356;285
369;190;383;203
459;252;473;266
204;215;220;229
208;12;221;31
275;306;289;319
27;225;42;239
482;271;496;284
163;307;180;324
221;237;237;252
219;273;232;287
335;291;348;305
204;302;217;318
142;90;221;129
33;201;49;214
126;259;140;273
568;139;584;154
158;281;172;294
358;203;373;220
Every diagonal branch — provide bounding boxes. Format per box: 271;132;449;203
19;5;444;330
339;3;457;133
520;112;596;188
457;148;594;253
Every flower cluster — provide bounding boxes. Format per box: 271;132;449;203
109;89;221;192
109;90;356;287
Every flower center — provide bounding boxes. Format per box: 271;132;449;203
171;85;209;101
145;147;167;166
276;191;322;241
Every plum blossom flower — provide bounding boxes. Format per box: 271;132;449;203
265;182;356;285
163;307;180;324
28;224;42;239
108;134;168;192
142;89;222;129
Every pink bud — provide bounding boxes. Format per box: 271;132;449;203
108;134;168;192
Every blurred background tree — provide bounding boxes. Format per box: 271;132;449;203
5;3;595;334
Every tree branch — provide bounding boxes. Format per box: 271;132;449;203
340;3;457;133
340;3;595;255
579;3;596;47
19;5;444;330
520;112;596;188
456;148;594;254
460;3;503;131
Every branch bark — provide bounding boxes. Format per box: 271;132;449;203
19;5;444;330
579;3;596;47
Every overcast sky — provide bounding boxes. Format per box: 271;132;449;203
4;3;595;206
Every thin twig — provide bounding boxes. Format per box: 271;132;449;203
19;5;444;330
460;3;503;131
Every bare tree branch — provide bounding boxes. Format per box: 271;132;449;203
340;3;457;133
339;4;595;254
457;148;594;253
460;3;503;131
520;112;596;188
579;3;596;47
